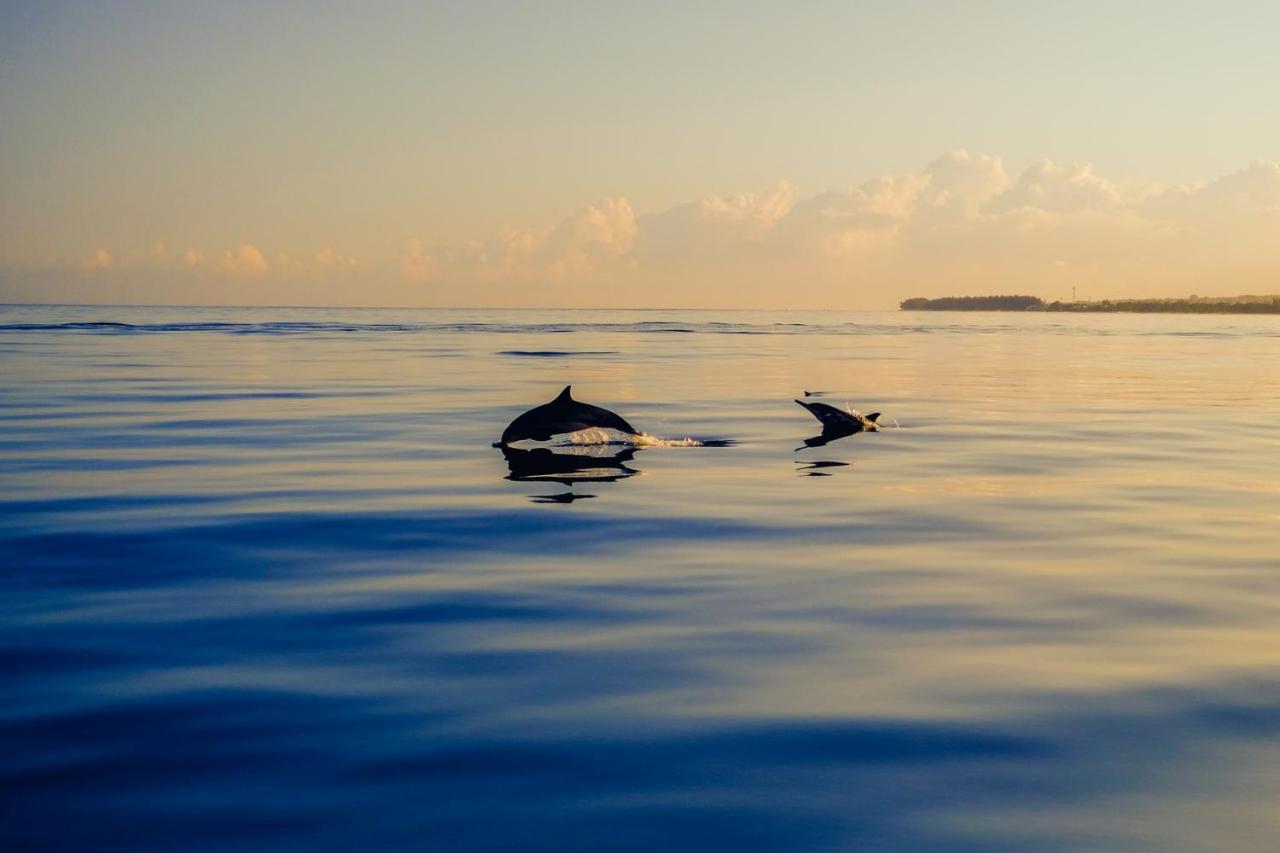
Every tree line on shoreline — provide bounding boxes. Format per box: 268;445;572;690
899;294;1280;314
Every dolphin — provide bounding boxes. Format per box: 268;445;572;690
498;385;639;446
795;399;881;433
794;399;881;448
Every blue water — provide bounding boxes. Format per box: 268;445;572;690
3;304;1279;851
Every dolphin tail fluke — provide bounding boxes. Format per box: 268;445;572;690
866;412;881;422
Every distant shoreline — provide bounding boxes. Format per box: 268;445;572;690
900;295;1280;314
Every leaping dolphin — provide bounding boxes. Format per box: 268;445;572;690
794;399;881;448
498;386;639;446
795;399;881;433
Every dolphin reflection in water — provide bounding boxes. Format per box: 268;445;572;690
500;444;639;484
500;444;640;503
794;399;883;449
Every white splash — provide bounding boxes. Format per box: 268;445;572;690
510;428;710;448
574;428;709;447
843;402;900;429
632;433;708;447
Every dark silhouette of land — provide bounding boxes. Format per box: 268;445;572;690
900;294;1280;314
901;295;1044;311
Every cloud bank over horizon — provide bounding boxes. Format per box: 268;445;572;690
4;151;1280;308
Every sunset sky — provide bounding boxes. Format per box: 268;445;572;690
3;1;1279;308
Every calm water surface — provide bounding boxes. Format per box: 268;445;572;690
3;305;1279;851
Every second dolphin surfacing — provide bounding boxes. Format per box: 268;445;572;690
794;399;881;448
498;386;639;446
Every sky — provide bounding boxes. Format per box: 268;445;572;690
2;1;1279;308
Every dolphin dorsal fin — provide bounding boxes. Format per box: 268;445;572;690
866;412;881;422
556;385;574;402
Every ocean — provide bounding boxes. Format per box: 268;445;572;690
3;304;1279;851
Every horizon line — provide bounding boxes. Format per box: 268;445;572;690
0;302;898;312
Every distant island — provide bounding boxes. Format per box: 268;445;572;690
900;294;1280;314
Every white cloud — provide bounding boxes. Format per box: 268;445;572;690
388;153;1280;304
782;175;925;258
779;151;1009;260
274;247;359;276
82;247;113;269
221;244;268;278
986;160;1126;214
633;182;796;266
543;198;637;277
545;198;637;258
1144;160;1280;220
917;150;1010;219
400;238;435;282
31;152;1280;306
403;197;638;284
313;246;357;270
